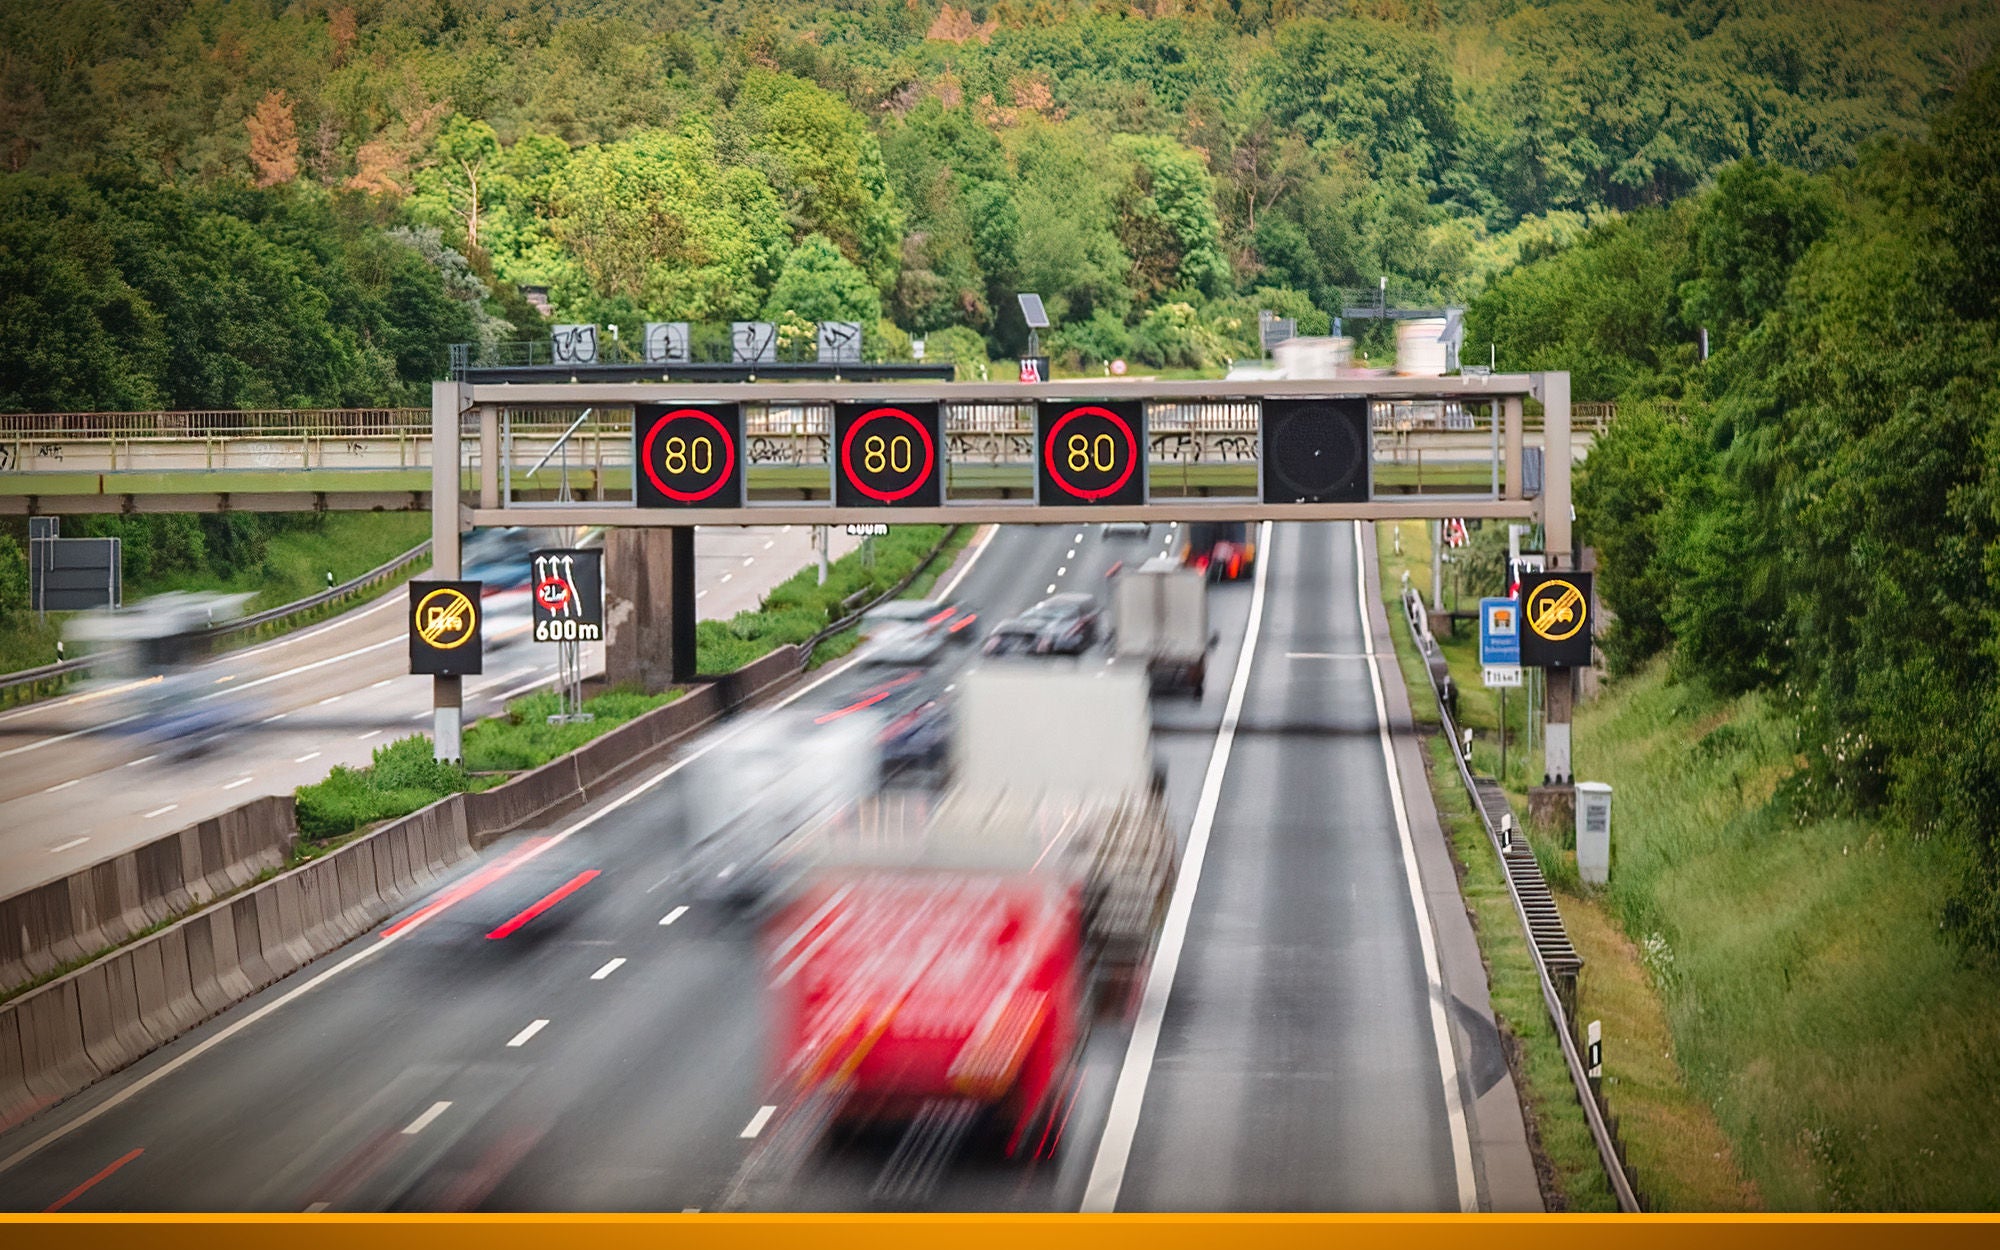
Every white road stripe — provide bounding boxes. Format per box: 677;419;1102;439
223;776;254;790
491;672;556;703
740;1106;777;1138
126;754;157;767
590;957;627;981
1353;520;1478;1212
762;540;775;549
720;573;733;583
295;752;321;764
1057;566;1067;576
742;556;755;566
1067;549;1076;558
507;1019;550;1048
659;906;688;926
1046;583;1056;594
143;804;178;819
303;1201;331;1213
262;713;288;724
1083;519;1273;1213
48;837;89;854
0;524;1004;1182
370;679;394;689
401;1101;451;1135
317;695;342;706
357;730;380;740
43;779;80;793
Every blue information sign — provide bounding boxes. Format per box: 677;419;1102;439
1480;597;1521;667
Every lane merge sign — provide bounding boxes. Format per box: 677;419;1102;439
1479;596;1522;688
410;580;484;676
530;549;604;643
1519;571;1593;668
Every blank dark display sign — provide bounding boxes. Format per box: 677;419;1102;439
1260;398;1370;504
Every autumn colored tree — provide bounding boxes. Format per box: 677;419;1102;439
244;89;297;188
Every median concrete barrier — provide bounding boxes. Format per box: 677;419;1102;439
13;979;97;1107
181;907;250;1016
75;952;153;1075
0;795;296;998
0;1010;33;1131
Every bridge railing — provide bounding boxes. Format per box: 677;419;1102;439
0;409;427;439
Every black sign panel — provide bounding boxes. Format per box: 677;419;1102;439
1036;401;1146;506
530;549;604;642
1260;398;1370;504
1519;571;1593;668
636;404;743;508
834;402;944;508
409;580;484;676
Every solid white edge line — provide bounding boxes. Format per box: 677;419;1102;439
507;1019;550;1048
1080;518;1273;1213
1353;520;1479;1213
740;1105;777;1138
589;957;626;981
0;523;1007;1181
401;1100;452;1135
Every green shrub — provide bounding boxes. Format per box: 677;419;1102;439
296;735;471;839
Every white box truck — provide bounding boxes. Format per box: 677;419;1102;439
1112;555;1210;698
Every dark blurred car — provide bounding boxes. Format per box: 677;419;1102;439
983;593;1101;656
872;681;951;778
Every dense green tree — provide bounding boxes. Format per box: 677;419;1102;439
763;233;882;325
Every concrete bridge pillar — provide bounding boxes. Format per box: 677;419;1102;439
605;527;697;692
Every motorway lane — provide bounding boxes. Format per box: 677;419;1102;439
0;522;1499;1213
1108;522;1462;1211
0;525;846;897
0;522;1162;1212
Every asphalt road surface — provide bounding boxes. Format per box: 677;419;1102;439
0;522;1525;1213
0;525;854;897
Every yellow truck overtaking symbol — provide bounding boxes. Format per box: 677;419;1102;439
1526;579;1586;643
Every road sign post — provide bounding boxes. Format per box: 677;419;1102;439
532;548;604;724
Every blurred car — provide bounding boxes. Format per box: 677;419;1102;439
983;593;1101;656
1099;521;1150;539
869;680;951;778
1182;520;1256;582
856;599;977;665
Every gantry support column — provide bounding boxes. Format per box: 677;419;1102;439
606;526;698;692
1539;372;1575;799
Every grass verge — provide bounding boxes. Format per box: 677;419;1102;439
695;524;966;673
1572;663;2000;1210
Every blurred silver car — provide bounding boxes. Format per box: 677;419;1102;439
857;599;977;665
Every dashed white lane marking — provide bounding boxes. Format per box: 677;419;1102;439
214;674;236;684
262;713;287;724
370;678;394;689
659;906;688;926
49;837;89;854
492;672;556;703
590;957;627;981
411;710;430;721
1067;548;1076;558
742;556;755;566
720;573;733;584
295;752;322;764
740;1106;777;1138
44;779;80;793
303;1201;331;1213
402;1101;452;1135
696;590;709;600
357;730;380;740
317;695;342;706
762;540;775;549
507;1019;550;1048
223;776;254;790
1073;532;1084;542
1082;519;1273;1213
1046;583;1057;594
1057;566;1067;576
143;804;179;819
126;755;157;767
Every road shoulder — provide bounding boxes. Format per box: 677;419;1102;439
1360;522;1544;1213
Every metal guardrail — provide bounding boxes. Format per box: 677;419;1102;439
1398;587;1642;1213
0;541;433;700
0;409;427;439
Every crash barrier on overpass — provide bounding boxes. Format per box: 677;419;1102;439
1399;588;1643;1212
0;539;433;707
0;796;295;997
0;642;805;1135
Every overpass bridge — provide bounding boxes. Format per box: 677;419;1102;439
0;399;1606;515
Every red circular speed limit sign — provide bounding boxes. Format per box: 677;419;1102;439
636;405;742;507
534;577;572;611
1038;402;1145;505
836;403;941;506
